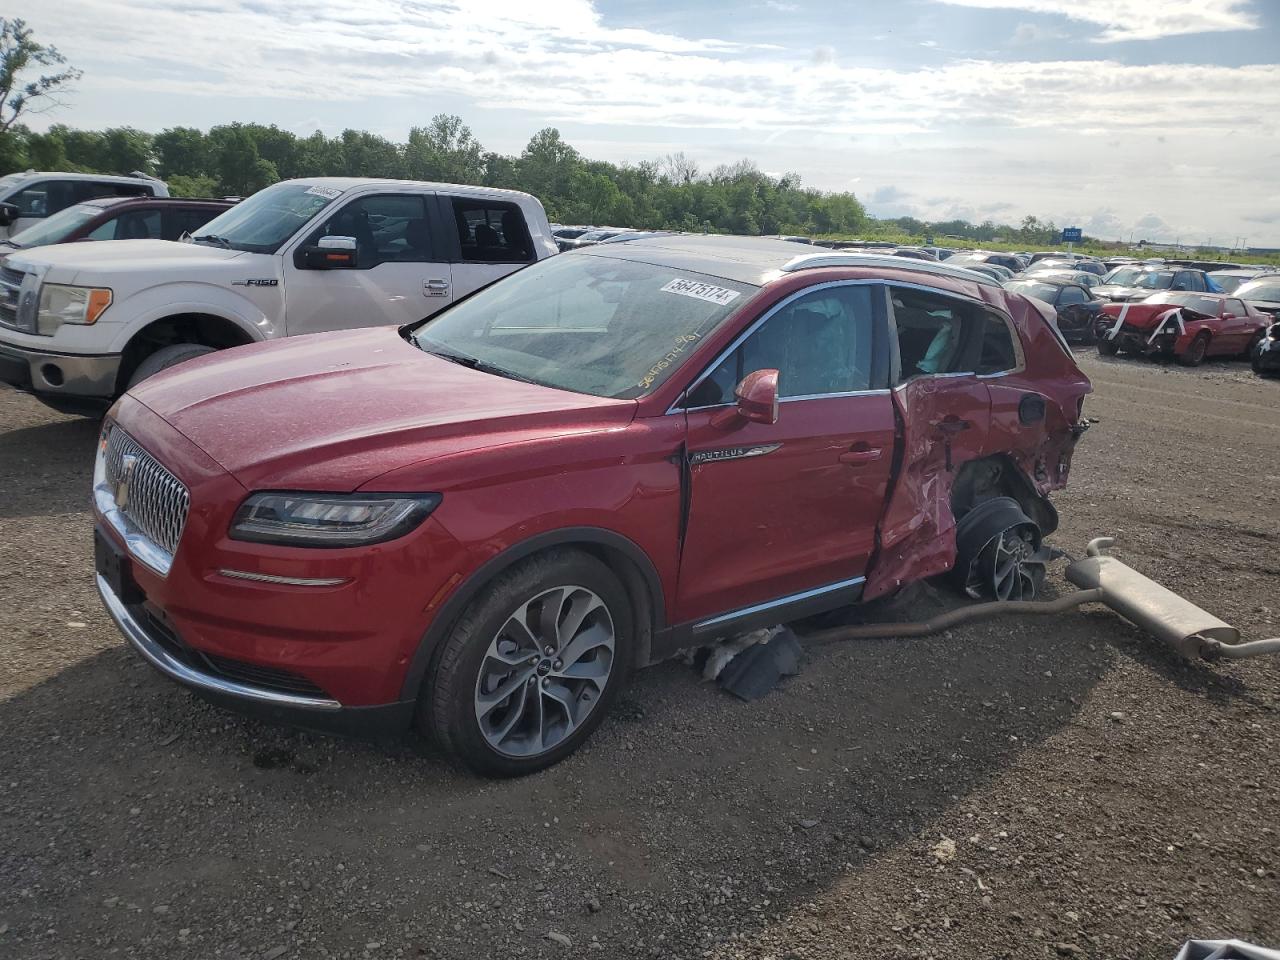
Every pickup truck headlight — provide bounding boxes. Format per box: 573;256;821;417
37;283;112;336
229;492;442;547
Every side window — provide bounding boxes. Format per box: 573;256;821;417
306;194;432;268
1173;271;1201;292
7;180;82;218
88;210;161;241
1058;286;1087;306
162;208;220;241
1226;299;1246;317
686;285;876;408
977;313;1020;375
890;287;972;380
450;199;534;263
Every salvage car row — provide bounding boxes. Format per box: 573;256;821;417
1;172;1100;775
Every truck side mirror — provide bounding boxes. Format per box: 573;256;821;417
734;369;779;424
298;235;358;270
0;202;19;227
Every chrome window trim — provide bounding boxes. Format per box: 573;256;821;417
681;387;891;414
666;279;886;415
693;575;867;633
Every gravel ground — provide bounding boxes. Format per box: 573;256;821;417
1;350;1277;960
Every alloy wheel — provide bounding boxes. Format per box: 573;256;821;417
473;585;615;758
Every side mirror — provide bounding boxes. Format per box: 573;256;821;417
298;235;358;270
734;369;779;424
0;202;19;227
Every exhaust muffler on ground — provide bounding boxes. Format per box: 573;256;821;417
808;537;1280;661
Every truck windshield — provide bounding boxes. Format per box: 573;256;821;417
192;182;341;254
3;203;100;249
407;253;756;399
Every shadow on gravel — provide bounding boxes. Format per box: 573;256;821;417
0;416;100;518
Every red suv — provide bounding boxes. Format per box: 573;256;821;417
92;237;1091;775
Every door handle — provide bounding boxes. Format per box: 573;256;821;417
839;445;883;465
424;279;450;297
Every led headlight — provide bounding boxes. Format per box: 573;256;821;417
37;283;112;336
230;492;442;547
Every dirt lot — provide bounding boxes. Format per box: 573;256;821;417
1;350;1278;960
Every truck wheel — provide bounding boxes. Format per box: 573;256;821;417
423;550;634;777
1178;332;1210;367
1096;338;1118;357
127;344;217;389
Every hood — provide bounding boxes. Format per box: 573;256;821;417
1099;302;1175;331
6;239;247;280
128;326;637;490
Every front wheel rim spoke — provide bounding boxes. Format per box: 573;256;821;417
477;668;534;721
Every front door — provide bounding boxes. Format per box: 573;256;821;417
674;282;896;624
1216;299;1257;353
282;192;453;335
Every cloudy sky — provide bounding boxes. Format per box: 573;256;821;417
13;0;1280;246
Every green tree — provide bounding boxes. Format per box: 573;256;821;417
166;173;218;198
405;114;484;183
154;127;207;178
100;127;154;175
210;124;277;195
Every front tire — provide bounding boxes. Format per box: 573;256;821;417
1097;337;1118;356
423;550;634;777
127;343;217;389
1178;332;1210;367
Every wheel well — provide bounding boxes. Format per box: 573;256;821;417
117;313;256;393
574;542;657;668
951;455;1058;536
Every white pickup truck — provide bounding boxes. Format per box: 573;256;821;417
0;178;558;411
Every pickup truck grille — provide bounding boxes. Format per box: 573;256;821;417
101;427;190;564
0;265;27;331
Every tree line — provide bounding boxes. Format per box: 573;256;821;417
0;116;1076;245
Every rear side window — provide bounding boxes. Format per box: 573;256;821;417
1057;286;1088;305
450;199;533;263
890;288;970;379
687;285;877;407
1226;299;1246;316
977;313;1019;375
162;207;222;241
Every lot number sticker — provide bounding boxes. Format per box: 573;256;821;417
305;185;343;199
661;278;741;306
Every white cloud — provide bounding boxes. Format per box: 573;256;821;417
933;0;1260;43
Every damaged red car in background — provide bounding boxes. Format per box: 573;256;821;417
1095;292;1269;365
92;237;1091;776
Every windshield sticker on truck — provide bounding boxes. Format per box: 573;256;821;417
638;333;701;390
661;278;741;306
305;185;343;199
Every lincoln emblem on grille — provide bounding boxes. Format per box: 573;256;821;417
116;453;138;511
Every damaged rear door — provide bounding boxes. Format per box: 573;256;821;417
863;284;993;601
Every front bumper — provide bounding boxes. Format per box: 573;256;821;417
1255;342;1280;371
0;340;120;397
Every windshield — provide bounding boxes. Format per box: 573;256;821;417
192;182;341;254
1238;280;1280;301
1132;271;1176;290
1006;281;1060;303
408;253;755;399
1102;267;1143;285
1151;293;1219;315
3;203;101;248
1209;274;1243;293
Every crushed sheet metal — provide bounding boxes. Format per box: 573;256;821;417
1174;940;1280;960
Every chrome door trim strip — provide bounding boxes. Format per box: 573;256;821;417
693;575;867;632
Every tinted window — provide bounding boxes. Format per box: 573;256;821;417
687;285;876;407
306;194;432;267
977;313;1019;375
87;209;161;241
162;207;222;241
1173;271;1204;292
7;181;79;218
451;199;533;262
1057;286;1088;306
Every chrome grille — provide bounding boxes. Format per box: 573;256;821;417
102;427;190;561
0;265;25;330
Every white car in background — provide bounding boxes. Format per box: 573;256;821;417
0;178;558;412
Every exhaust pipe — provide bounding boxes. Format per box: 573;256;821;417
808;537;1280;661
1065;539;1280;661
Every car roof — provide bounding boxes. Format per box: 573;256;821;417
576;234;836;285
286;176;535;202
77;195;229;210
